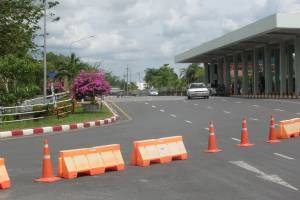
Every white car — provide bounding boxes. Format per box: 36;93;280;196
149;90;159;96
187;83;209;99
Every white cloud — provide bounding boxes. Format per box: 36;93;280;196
41;0;300;79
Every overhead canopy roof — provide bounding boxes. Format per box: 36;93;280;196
175;13;300;63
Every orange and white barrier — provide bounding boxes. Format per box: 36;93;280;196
0;158;10;189
58;144;125;179
131;136;188;167
276;118;300;139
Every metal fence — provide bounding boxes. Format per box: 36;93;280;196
0;93;72;124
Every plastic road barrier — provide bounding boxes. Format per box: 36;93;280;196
276;118;300;139
58;144;125;179
0;158;10;189
131;136;188;167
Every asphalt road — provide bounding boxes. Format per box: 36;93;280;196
1;96;300;200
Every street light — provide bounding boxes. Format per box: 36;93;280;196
69;35;95;55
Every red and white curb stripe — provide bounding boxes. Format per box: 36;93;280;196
0;115;119;139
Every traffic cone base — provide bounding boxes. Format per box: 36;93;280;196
204;149;222;153
266;139;280;144
237;143;255;147
35;176;61;183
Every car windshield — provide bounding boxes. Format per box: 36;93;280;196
190;83;205;88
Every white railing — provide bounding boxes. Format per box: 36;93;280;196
0;98;72;124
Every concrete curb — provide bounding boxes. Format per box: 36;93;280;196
0;101;119;139
0;115;119;139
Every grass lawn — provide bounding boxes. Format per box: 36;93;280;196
0;104;113;131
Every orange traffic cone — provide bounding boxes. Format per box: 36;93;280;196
237;118;255;147
35;139;61;183
266;115;280;143
204;121;222;153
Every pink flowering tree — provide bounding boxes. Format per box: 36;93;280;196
72;70;111;101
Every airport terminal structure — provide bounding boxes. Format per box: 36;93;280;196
175;13;300;97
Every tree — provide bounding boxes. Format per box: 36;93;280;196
0;0;59;57
180;63;204;85
0;54;41;106
72;70;111;101
144;64;178;91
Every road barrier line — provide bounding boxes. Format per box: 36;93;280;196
273;153;295;160
231;138;241;142
273;108;285;112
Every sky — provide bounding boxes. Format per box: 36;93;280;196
44;0;300;81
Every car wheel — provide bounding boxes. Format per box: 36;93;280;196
187;96;191;99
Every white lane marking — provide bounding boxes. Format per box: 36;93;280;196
230;161;298;191
221;99;227;102
170;114;176;118
235;101;241;104
274;153;295;160
273;108;285;112
206;106;213;109
252;105;259;107
268;99;300;105
145;102;149;105
159;109;165;112
185;120;192;124
193;103;199;106
249;117;259;121
204;127;209;130
223;110;231;114
232;138;241;142
151;105;156;108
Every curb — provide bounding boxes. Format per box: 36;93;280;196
0;115;119;139
0;101;119;139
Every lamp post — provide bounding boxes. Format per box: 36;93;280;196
69;35;95;55
43;0;47;104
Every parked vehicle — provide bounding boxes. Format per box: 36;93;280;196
187;83;209;99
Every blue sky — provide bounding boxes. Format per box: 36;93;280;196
43;0;300;81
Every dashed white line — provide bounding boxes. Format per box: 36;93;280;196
232;138;241;142
223;110;231;114
249;117;259;121
204;127;209;130
230;161;298;191
170;114;176;118
185;120;192;124
206;106;213;109
252;105;259;107
235;101;241;104
193;103;199;106
221;99;227;102
274;153;295;160
151;105;156;108
145;102;149;105
159;109;165;112
273;108;285;112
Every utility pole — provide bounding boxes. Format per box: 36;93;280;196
126;66;129;95
43;0;47;104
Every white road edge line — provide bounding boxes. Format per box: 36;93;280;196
273;153;295;160
249;117;259;121
273;108;285;112
232;138;241;142
230;161;298;191
185;120;192;124
170;114;176;118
